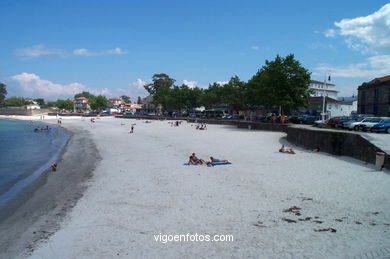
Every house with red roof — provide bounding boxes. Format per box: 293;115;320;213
74;97;91;113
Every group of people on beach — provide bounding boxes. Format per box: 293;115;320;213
195;123;207;130
170;121;182;127
188;153;229;166
279;145;321;154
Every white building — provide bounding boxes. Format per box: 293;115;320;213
326;100;358;117
310;80;338;99
24;104;40;110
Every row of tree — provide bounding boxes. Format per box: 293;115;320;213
1;54;311;114
145;54;312;114
0;84;143;111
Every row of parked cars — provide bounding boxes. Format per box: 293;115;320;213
324;116;390;133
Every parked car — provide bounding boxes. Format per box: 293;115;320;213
370;118;390;133
359;117;385;131
327;117;342;127
335;117;353;128
346;117;373;130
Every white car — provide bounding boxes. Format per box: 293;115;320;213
348;117;375;131
359;117;385;131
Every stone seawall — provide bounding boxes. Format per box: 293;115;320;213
0;108;51;116
286;127;390;170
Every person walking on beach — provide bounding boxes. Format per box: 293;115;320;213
130;125;134;133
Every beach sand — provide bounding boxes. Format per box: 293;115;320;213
2;116;390;258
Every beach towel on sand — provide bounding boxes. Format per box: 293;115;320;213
183;162;232;166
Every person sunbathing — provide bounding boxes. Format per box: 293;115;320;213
285;148;295;154
210;156;229;163
279;145;295;154
189;153;206;165
312;147;320;152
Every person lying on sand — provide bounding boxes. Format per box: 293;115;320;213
312;147;320;152
189;153;206;165
279;145;295;154
210;156;229;163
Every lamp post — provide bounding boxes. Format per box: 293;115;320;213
322;73;331;122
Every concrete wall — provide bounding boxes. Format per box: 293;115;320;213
286;127;390;170
0;108;51;116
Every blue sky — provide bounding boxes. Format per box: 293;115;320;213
1;0;389;101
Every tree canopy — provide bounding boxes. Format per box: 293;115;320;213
144;73;175;95
1;97;33;107
0;83;7;101
34;98;45;106
247;54;311;113
121;95;131;103
55;99;74;110
89;95;108;110
74;91;95;99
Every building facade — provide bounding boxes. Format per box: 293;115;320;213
109;97;124;108
357;75;390;116
74;97;91;113
310;80;338;99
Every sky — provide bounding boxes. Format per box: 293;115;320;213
1;0;390;101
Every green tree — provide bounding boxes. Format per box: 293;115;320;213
89;95;108;111
55;99;74;110
247;54;311;113
220;76;247;112
74;91;95;99
144;73;175;95
137;96;142;104
34;98;45;106
2;97;33;107
121;95;131;103
0;83;7;101
200;82;224;108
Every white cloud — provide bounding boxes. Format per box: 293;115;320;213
308;42;335;50
15;44;65;58
326;4;390;54
314;55;390;78
73;48;93;56
216;81;228;85
183;80;197;88
251;46;260;51
10;73;87;98
105;47;128;55
15;45;128;58
73;47;128;56
10;73;112;98
131;78;149;89
324;29;336;38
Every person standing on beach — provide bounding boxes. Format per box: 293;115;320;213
130;125;134;133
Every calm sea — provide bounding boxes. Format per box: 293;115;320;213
0;119;70;208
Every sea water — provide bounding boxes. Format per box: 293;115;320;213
0;119;70;208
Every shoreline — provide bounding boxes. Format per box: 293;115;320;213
0;119;71;207
0;117;100;257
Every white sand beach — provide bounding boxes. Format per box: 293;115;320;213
2;116;390;258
